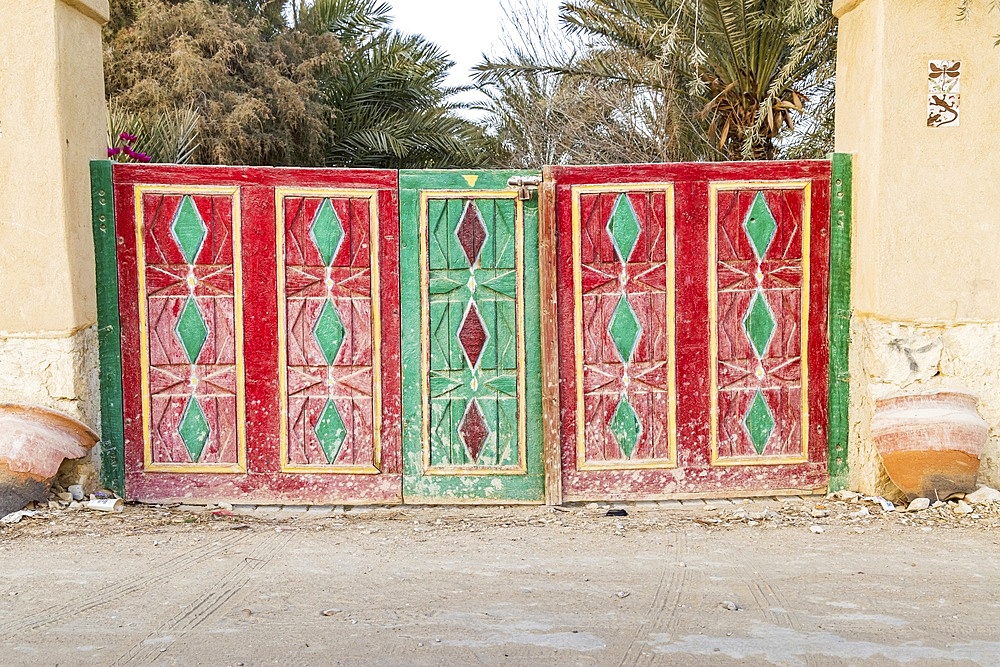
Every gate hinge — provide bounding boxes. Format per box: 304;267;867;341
507;175;542;201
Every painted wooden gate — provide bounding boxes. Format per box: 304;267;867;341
549;162;832;501
94;160;843;505
106;165;402;504
399;171;545;503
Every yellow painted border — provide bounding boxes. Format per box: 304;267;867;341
709;181;811;466
136;184;246;473
419;191;528;476
571;184;678;471
275;187;382;475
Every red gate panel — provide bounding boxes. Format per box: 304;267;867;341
553;163;831;501
113;166;401;504
713;185;810;464
573;185;676;470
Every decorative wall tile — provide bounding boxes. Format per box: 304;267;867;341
928;60;961;128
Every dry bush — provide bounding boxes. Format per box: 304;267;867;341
104;0;339;165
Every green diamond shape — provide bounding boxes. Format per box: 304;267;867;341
171;195;208;264
609;395;642;458
606;193;641;263
175;297;209;364
608;295;642;363
742;290;776;359
314;399;348;464
310;199;345;267
743;192;777;260
177;395;210;462
313;300;346;365
743;390;775;455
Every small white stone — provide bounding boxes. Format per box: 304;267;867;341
953;500;974;514
966;486;1000;505
810;508;830;518
809;525;825;534
906;498;931;512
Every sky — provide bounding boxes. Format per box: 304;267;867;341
388;0;564;91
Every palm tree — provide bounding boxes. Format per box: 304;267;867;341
480;0;836;161
309;0;486;168
476;0;682;166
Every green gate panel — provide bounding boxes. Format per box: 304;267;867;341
90;160;125;496
400;170;544;503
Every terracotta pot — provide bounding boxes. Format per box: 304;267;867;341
0;404;99;515
871;392;987;501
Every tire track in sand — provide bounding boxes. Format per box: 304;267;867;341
112;531;291;666
617;531;689;666
0;532;250;640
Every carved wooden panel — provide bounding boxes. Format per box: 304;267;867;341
137;188;245;472
712;186;810;465
400;171;544;503
278;191;382;473
574;187;676;470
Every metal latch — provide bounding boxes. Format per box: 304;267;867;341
507;175;542;201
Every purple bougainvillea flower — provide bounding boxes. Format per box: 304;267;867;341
119;132;137;142
123;145;139;158
107;147;122;156
136;152;152;163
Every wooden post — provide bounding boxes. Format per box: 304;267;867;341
539;167;563;505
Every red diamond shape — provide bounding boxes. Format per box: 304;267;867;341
455;201;488;266
457;300;489;369
458;399;490;462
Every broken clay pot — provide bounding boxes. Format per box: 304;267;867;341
871;391;987;502
0;404;99;516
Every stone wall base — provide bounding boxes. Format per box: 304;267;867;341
849;313;1000;498
0;325;101;489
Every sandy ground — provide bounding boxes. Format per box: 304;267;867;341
1;496;1000;666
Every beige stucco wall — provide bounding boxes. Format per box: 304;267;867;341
0;0;108;333
836;0;1000;494
836;0;1000;320
0;0;108;447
